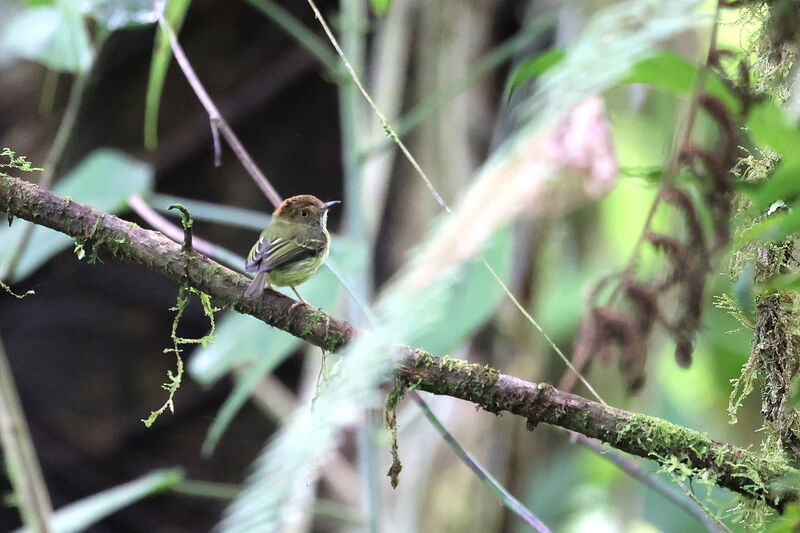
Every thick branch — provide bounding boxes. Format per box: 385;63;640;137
1;173;796;510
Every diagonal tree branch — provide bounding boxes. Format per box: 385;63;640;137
1;172;797;511
0;174;353;353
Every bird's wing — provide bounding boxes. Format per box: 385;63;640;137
245;235;326;273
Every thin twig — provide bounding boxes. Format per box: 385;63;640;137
305;0;447;210
155;10;283;209
410;391;552;533
128;195;239;266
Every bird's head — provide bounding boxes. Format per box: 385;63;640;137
274;195;340;228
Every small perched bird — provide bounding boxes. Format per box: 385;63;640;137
244;195;339;306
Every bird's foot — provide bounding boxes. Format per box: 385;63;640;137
289;299;310;313
288;286;312;312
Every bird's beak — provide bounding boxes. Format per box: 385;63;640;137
323;200;341;210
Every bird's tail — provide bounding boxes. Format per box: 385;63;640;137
244;271;267;299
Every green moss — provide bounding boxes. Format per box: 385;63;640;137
0;148;43;172
414;350;435;368
384;377;407;425
439;355;458;372
142;286;218;427
0;280;34;299
322;332;340;354
383;376;407;488
297;309;342;352
575;410;591;430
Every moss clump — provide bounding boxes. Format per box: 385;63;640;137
142;286;218;427
302;308;327;337
0;148;43;172
414;350;435;368
383;377;408;488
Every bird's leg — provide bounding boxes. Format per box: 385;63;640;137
289;286;310;311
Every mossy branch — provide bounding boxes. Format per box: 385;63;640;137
1;173;797;510
0;173;354;352
397;350;797;511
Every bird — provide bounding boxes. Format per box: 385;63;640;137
244;194;339;307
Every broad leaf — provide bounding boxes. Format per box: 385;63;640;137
144;0;192;149
82;0;158;30
4;0;93;72
623;50;738;111
504;49;565;101
15;469;183;533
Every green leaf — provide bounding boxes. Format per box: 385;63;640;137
369;0;390;16
148;193;271;231
623;50;738;111
733;203;800;247
504;48;565;101
747;101;800;157
625;50;696;93
14;469;183;533
189;313;301;388
0;149;153;281
519;0;705;130
4;1;93;72
144;0;192;149
81;0;158;30
54;149;153;212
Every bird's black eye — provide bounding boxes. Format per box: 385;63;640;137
300;209;309;217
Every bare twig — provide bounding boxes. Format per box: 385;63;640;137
127;195;242;270
155;10;283;209
409;391;551;532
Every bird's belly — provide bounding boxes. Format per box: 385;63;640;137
267;256;323;287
